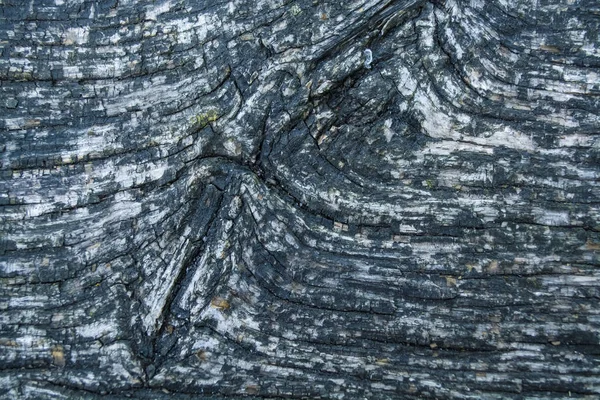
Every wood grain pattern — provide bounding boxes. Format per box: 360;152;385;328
1;0;599;398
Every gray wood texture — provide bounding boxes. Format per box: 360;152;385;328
1;0;599;398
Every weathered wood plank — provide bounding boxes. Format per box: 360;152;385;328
1;0;599;398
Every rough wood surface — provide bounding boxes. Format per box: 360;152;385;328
1;0;600;398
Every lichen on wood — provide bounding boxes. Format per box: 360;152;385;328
1;0;599;398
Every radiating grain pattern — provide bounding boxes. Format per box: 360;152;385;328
1;0;599;398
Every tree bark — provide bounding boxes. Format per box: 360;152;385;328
1;0;599;398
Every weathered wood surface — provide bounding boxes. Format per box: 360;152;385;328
1;0;600;398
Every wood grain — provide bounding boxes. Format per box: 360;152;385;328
1;0;599;398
